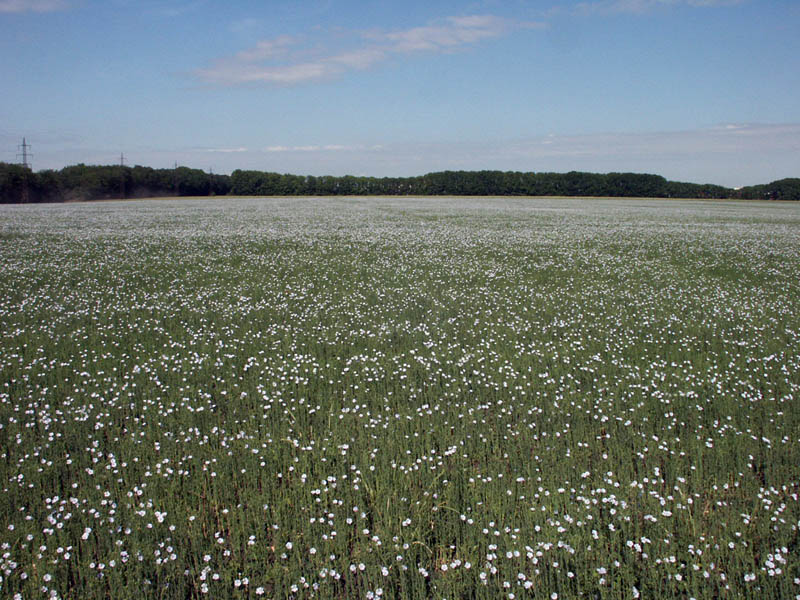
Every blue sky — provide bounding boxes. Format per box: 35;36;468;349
1;0;798;186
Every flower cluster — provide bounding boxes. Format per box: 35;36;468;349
0;197;798;599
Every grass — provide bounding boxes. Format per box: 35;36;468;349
0;196;799;599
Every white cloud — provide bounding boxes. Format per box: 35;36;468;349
234;35;295;62
194;15;540;87
263;144;360;153
203;147;248;153
0;0;68;13
327;48;386;69
367;15;517;53
197;60;331;86
574;0;743;15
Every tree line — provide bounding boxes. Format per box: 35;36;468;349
0;163;231;203
2;162;798;203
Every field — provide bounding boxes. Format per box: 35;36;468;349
1;196;799;599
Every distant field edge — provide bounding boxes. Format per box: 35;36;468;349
53;194;799;204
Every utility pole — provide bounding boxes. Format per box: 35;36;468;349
119;152;126;199
17;138;32;203
17;138;32;170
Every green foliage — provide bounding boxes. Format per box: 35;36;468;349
738;178;800;201
0;163;40;203
0;162;231;203
3;162;799;203
227;169;742;198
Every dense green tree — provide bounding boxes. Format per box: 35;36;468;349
4;162;799;203
0;162;231;202
738;178;800;201
1;163;34;203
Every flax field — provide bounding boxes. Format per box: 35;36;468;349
1;197;799;599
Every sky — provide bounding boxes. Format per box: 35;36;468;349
1;0;799;187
